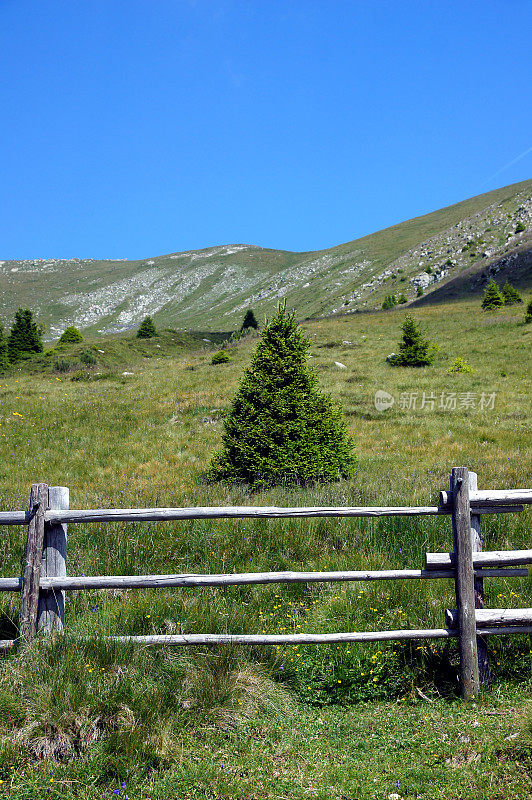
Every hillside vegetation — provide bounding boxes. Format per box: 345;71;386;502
1;179;531;337
0;296;530;799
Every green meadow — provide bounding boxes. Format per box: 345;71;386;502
0;297;530;799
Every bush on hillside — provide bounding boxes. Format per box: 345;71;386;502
416;286;424;297
211;350;231;364
58;326;83;343
397;292;408;304
208;303;355;488
501;281;523;305
447;357;473;374
481;279;505;310
515;221;526;233
136;316;157;338
7;308;43;362
393;315;436;367
525;297;532;324
241;309;258;332
80;350;97;366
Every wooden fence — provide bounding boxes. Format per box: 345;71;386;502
0;467;531;699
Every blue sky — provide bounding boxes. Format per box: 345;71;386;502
1;0;531;259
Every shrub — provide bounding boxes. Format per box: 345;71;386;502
501;281;523;305
80;350;97;366
136;316;157;338
58;326;83;343
394;315;437;367
447;357;473;374
481;279;505;310
211;350;231;364
397;292;408;304
382;295;397;310
7;308;43;362
525;296;532;324
416;286;424;297
241;309;258;332
54;359;71;373
515;221;526;233
208;304;355;488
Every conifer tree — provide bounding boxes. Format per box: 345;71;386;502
525;296;532;324
7;309;43;362
0;325;9;371
136;316;157;338
501;281;523;305
397;292;408;304
416;286;424;297
382;294;397;310
481;279;505;310
241;309;258;332
59;325;84;343
209;304;355;488
395;315;436;366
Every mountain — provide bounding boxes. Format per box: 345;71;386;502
1;179;531;338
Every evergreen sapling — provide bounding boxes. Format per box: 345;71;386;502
394;315;436;366
241;309;258;332
209;304;355;488
501;281;523;305
136;316;157;338
481;279;505;310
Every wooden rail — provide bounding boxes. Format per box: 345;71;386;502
0;470;530;700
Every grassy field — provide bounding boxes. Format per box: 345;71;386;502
0;298;531;798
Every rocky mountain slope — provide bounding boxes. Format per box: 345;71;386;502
1;179;531;338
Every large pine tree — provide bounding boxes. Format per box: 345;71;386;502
7;309;43;362
209;304;355;488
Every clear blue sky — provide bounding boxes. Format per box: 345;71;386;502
1;0;531;260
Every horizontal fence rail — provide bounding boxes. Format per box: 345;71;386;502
0;566;529;594
0;504;526;527
0;471;530;700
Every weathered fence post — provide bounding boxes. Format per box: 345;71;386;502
37;486;69;635
19;483;48;640
451;467;480;698
469;471;491;686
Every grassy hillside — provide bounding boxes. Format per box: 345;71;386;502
1;179;531;337
0;297;530;798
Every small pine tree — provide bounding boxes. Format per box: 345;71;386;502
397;292;408;304
59;325;84;343
241;309;258;332
525;296;532;324
416;286;424;297
0;325;9;371
501;281;523;305
208;304;355;488
515;221;526;233
382;295;397;310
7;309;43;362
481;279;505;310
395;315;436;366
136;316;157;338
211;349;231;364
